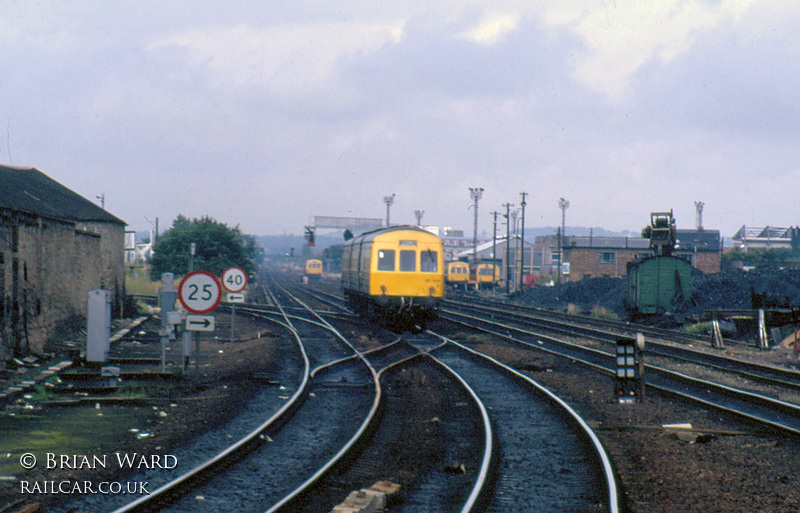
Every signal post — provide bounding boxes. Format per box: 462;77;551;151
614;334;645;404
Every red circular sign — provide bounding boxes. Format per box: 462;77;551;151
221;266;248;293
178;270;222;314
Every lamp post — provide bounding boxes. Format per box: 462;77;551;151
491;211;499;276
503;202;514;293
558;197;569;283
469;187;484;263
384;193;395;226
519;192;528;291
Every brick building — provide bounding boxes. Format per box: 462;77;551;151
560;229;721;282
451;228;722;290
0;165;126;360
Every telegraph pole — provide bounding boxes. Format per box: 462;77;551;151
469;188;484;263
491;211;499;275
503;202;514;294
519;192;528;291
414;209;425;226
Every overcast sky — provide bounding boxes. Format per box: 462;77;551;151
2;1;798;240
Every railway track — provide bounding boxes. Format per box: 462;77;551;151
65;283;378;513
56;308;309;512
444;297;800;391
87;275;616;513
420;332;618;512
278;274;800;510
279;275;621;512
440;299;800;436
12;267;800;511
292;279;800;433
445;295;718;348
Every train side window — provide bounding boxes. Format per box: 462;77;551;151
400;250;416;272
377;250;395;271
421;250;438;272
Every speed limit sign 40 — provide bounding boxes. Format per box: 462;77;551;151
179;270;222;314
221;267;248;293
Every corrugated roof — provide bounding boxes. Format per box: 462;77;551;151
0;165;125;225
453;235;523;259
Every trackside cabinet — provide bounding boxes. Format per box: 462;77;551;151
87;289;111;363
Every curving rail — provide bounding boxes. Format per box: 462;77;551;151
441;308;800;436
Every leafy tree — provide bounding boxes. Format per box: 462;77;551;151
150;215;256;279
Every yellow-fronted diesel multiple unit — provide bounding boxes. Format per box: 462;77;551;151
470;262;501;289
341;225;445;332
305;259;323;279
446;261;470;289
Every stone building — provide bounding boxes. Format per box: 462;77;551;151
0;165;126;360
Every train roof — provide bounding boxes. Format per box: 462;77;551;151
346;225;441;243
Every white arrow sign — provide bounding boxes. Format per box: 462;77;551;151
185;314;216;332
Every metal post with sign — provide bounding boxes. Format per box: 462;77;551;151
221;267;248;343
178;270;222;374
183;244;195;372
158;273;178;372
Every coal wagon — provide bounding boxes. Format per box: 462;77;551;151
624;255;693;316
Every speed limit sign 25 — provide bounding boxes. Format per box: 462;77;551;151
179;270;222;314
